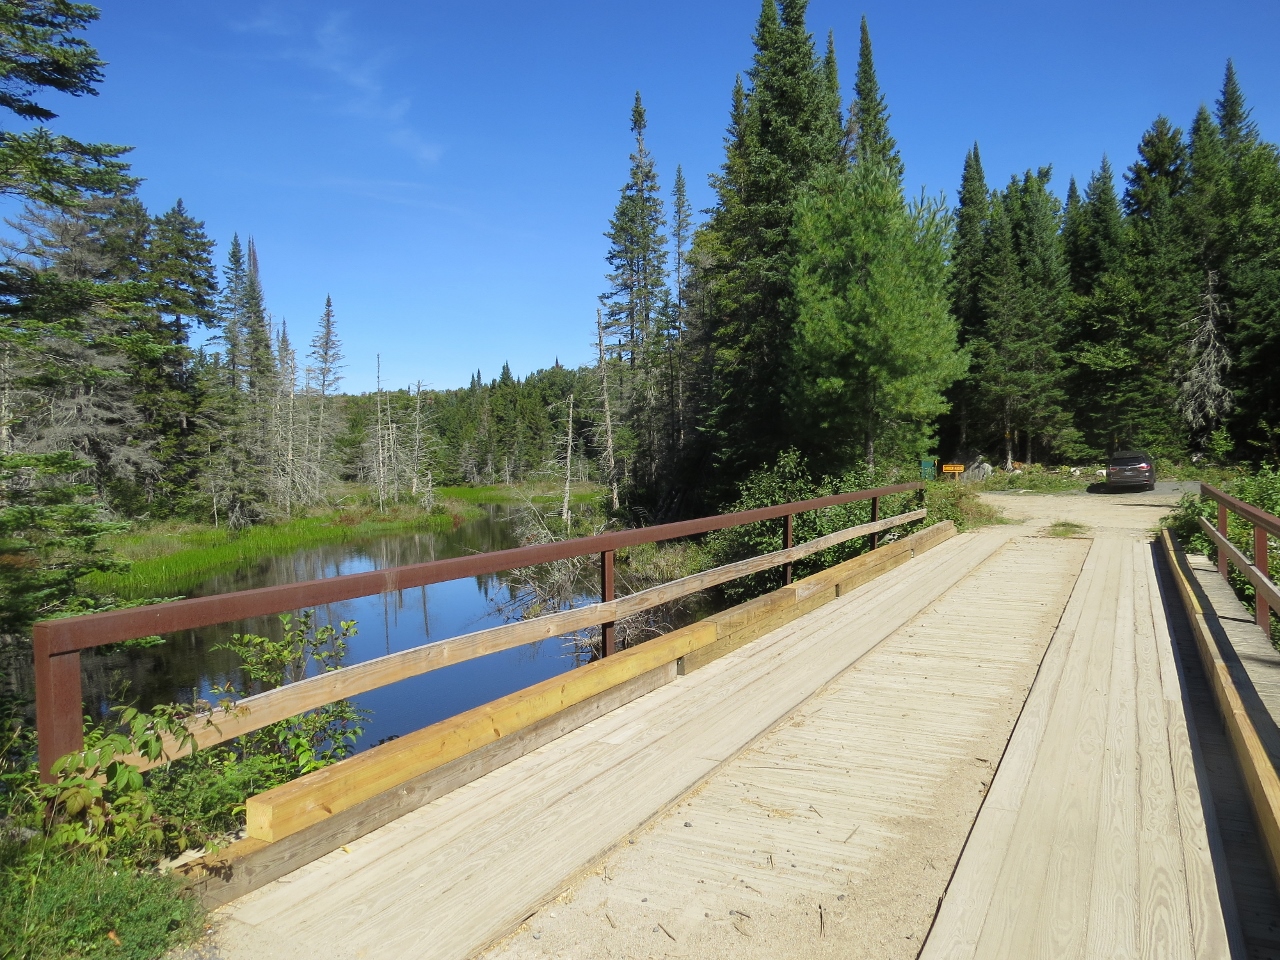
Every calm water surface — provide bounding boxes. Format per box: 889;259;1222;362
85;506;589;749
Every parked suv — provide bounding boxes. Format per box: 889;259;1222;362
1106;450;1155;491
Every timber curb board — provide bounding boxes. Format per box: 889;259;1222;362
1161;530;1280;892
175;521;956;906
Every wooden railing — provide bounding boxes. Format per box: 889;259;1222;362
34;482;925;781
1197;482;1279;632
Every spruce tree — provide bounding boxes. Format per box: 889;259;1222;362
695;0;843;492
148;199;218;333
943;143;989;455
849;17;902;183
1065;157;1124;296
600;92;668;368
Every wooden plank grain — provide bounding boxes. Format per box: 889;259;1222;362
1084;541;1140;959
176;663;676;908
245;621;718;841
1130;541;1193;960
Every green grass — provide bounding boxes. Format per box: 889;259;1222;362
1045;520;1089;538
924;481;1010;530
435;481;604;505
0;842;202;960
87;504;480;599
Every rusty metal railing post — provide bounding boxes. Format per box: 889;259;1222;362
1218;502;1230;578
783;514;794;586
1257;523;1271;631
871;497;881;550
34;623;84;783
600;549;616;657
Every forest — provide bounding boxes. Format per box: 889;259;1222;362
3;5;1278;543
1;1;1279;955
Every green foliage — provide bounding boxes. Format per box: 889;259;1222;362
789;158;965;472
215;611;367;776
44;703;194;860
696;0;844;492
0;841;200;960
1164;465;1280;645
704;449;921;600
0;450;127;636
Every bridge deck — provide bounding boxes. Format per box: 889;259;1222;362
202;509;1241;960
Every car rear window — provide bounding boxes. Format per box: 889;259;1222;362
1111;456;1149;466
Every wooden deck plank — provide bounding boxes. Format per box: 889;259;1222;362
477;535;1090;960
1084;540;1140;958
924;536;1241;960
1132;540;1195;960
972;539;1119;960
213;529;1016;958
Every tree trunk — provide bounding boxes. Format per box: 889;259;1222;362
562;393;574;526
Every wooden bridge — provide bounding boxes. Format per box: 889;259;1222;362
35;483;1280;959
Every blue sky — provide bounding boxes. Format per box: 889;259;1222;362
21;1;1280;393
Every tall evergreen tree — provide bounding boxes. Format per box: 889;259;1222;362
600;92;668;368
694;0;843;493
944;143;989;454
789;159;964;472
849;16;902;184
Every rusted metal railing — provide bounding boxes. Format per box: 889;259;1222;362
34;482;925;780
1197;482;1280;634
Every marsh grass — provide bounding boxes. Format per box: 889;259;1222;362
87;504;480;599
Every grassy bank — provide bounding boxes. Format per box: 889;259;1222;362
87;482;607;600
87;504;478;600
435;481;602;506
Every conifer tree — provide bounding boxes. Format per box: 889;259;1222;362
601;93;668;368
694;0;843;492
148;199;218;333
790;159;964;472
945;143;989;454
849;17;902;184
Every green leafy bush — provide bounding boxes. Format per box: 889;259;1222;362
1165;465;1280;645
705;450;923;601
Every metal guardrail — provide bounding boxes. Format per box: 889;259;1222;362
1197;482;1280;635
33;482;925;780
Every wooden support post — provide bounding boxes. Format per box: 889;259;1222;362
600;549;615;657
1218;503;1230;578
783;514;793;586
871;497;881;550
1257;524;1271;632
34;625;83;783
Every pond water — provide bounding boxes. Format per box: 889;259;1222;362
83;505;593;750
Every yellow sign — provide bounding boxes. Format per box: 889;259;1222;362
941;463;965;474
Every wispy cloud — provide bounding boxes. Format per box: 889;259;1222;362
230;4;442;166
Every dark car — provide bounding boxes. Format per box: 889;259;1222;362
1106;450;1154;491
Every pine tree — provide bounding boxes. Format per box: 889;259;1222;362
789;159;964;472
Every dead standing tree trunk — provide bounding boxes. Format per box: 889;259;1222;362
595;309;619;510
